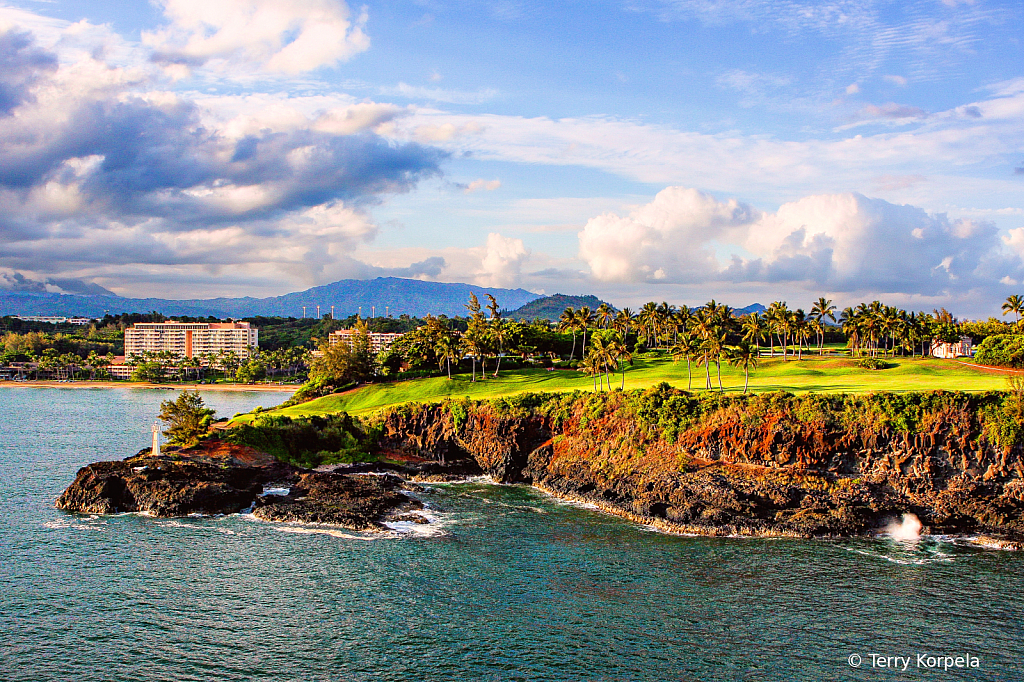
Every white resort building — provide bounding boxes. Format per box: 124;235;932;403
931;336;974;359
124;321;259;360
329;328;404;354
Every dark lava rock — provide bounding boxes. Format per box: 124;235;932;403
56;458;415;529
56;459;299;517
252;473;417;529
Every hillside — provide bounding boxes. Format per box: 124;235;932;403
0;278;542;319
508;294;615;321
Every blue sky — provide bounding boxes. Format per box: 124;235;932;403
0;0;1023;316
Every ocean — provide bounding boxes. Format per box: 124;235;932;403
1;387;1021;681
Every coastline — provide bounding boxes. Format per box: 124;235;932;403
0;380;297;392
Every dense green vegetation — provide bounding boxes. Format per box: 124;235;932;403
974;334;1024;368
225;413;380;468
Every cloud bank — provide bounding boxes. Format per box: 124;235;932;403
578;187;1019;300
0;13;444;297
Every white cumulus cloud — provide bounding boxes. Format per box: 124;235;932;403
145;0;369;75
578;187;1018;298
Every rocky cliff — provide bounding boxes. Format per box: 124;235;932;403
375;387;1024;539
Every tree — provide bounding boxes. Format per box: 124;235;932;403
235;358;268;384
725;341;758;394
435;332;460;380
490;318;511;377
1003;295;1024;324
308;322;374;391
810;297;836;354
158;391;215;447
577;306;595;356
670;331;698;391
741;313;764;356
558;307;579;361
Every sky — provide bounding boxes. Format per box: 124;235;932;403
0;0;1023;317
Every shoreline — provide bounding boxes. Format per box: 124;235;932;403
0;380;297;393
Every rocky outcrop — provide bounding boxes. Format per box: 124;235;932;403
252;473;418;528
56;444;416;530
56;458;295;516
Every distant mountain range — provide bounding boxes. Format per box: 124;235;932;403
733;303;766;316
507;294;615;321
0;277;542;319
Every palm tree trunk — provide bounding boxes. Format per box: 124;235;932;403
744;366;749;394
472;357;476;382
570;334;576;361
717;359;723;391
686;357;692;391
447;359;452;380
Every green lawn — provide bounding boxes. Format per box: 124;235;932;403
245;354;1011;421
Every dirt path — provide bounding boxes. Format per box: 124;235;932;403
954;361;1024;375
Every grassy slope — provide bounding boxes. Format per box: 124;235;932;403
254;354;1008;420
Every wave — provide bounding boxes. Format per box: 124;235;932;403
842;537;956;565
382;508;449;538
273;525;378;541
154;519;238;534
43;515;106;531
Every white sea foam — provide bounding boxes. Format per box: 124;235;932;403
382;509;448;537
155;519;237;534
274;525;377;541
260;487;290;497
43;515;106;531
844;545;953;565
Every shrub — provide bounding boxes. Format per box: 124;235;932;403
225;413;377;468
855;357;890;370
974;334;1024;368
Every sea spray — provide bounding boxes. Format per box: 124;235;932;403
886;513;923;542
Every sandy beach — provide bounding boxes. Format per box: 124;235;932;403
0;380;298;392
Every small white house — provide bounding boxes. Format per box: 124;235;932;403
931;336;973;359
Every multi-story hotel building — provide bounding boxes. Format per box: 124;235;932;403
124;321;258;360
329;328;404;354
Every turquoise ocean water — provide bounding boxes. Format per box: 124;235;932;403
1;387;1022;681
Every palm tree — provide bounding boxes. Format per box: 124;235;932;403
491;319;510;377
741;313;764;356
577;306;595;356
461;323;487;381
612;308;634;338
581;352;602;391
435;333;460;379
810;297;836;354
588;335;616;391
1003;295;1024;324
638;302;660;348
725;341;759;394
558;307;579;361
611;334;632;389
670;331;698;391
596;303;614;329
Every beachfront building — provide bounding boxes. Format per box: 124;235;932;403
931;336;973;359
329;328;404;354
124;321;258;360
